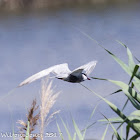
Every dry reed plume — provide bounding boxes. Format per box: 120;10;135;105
17;99;39;140
17;77;60;140
40;78;60;140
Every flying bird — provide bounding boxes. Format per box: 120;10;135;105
18;61;97;87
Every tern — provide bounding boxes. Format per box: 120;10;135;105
18;61;97;87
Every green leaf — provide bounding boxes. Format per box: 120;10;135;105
90;104;98;119
120;124;123;139
103;48;132;76
112;121;125;140
60;117;73;140
99;117;123;123
25;121;30;140
126;123;130;140
123;89;140;110
80;83;140;135
133;80;140;92
101;114;122;140
132;64;140;92
12;129;15;140
135;56;140;63
129;134;139;140
122;99;129;111
99;116;140;123
76;28;140;80
111;89;122;95
109;80;140;104
73;133;77;140
107;80;140;110
72;118;84;140
116;40;135;71
92;77;140;104
101;124;109;140
129;65;139;84
127;47;135;71
56;122;64;140
97;47;140;91
82;128;86;140
112;41;140;81
81;122;96;133
131;110;140;117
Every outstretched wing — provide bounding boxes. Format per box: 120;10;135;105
18;63;71;87
71;61;97;76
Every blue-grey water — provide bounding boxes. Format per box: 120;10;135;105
0;2;140;140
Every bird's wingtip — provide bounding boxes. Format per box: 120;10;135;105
17;81;29;88
91;60;98;64
17;84;23;88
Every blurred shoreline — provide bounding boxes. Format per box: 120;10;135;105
0;0;139;12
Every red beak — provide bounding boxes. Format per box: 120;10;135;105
87;77;91;80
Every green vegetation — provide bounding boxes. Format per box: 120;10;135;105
14;30;140;139
0;0;138;11
18;40;140;139
56;37;140;139
17;79;60;140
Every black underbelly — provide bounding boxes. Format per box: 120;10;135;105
68;74;80;83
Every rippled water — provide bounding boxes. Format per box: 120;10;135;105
0;2;140;139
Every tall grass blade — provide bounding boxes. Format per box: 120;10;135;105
111;120;125;140
81;122;96;133
73;133;77;140
129;134;139;140
80;83;140;135
90;104;98;119
56;122;64;140
116;40;135;71
135;56;140;63
60;117;73;140
109;80;140;104
116;40;140;80
101;113;122;140
93;77;140;110
126;123;130;140
131;110;140;117
25;121;30;140
77;29;132;76
133;80;140;92
92;77;140;104
123;89;140;110
78;30;140;87
81;121;97;135
111;82;140;110
72;118;84;140
104;48;132;76
13;129;15;140
122;99;129;111
111;89;122;95
120;125;123;140
132;64;140;92
101;124;109;140
99;117;123;123
131;82;134;88
129;64;140;84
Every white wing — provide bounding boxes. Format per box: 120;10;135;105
71;61;97;76
18;63;71;87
